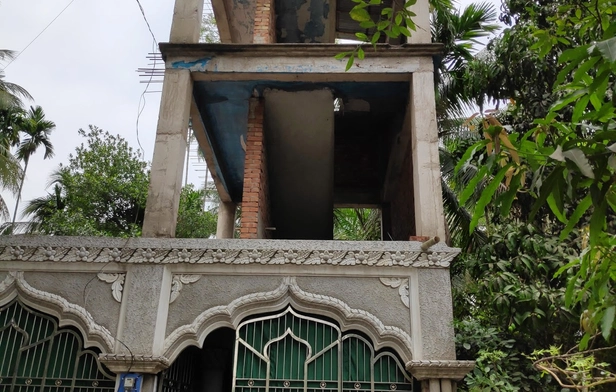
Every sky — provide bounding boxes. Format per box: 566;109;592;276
0;0;500;221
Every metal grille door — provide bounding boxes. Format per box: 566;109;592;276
233;307;412;392
0;300;116;392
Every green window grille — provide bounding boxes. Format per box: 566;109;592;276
233;306;412;392
0;299;116;392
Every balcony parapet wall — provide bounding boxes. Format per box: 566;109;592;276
0;236;459;268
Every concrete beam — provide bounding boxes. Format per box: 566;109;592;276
167;54;435;74
216;201;236;238
190;98;232;202
211;0;233;43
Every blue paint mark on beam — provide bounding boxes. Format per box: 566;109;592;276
171;58;212;71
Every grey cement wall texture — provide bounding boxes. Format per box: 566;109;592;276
264;89;334;240
166;275;281;333
23;271;121;336
296;276;411;332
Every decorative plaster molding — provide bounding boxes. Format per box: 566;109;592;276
0;271;115;351
379;277;410;308
406;360;476;380
99;354;170;374
169;275;201;303
163;277;414;364
0;237;460;268
97;273;125;303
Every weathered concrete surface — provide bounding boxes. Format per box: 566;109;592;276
142;70;192;238
117;265;172;355
264;89;334;239
412;268;456;360
411;72;446;240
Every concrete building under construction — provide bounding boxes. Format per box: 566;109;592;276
0;0;474;391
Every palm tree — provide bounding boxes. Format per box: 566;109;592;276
11;105;55;226
22;167;68;233
0;50;32;109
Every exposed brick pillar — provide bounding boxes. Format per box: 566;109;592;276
240;98;271;239
253;0;275;43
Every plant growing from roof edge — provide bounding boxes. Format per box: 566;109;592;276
336;0;419;70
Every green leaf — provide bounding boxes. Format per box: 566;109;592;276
334;52;348;60
573;56;600;83
355;32;368;40
404;0;416;7
546;180;566;224
395;13;403;25
350;7;371;22
530;166;565;221
371;31;381;44
595;36;616;63
470;163;514;232
601;306;616;340
571;95;589;123
559;44;591;64
497;171;523;216
345;55;354;71
562;148;595;178
551;88;588;112
454;140;489;174
459;164;490;206
559;193;592;240
359;21;376;28
357;47;365;60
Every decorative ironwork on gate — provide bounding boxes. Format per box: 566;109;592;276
233;306;412;392
0;299;116;392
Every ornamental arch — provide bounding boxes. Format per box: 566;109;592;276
161;307;414;392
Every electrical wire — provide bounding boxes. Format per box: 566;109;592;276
134;0;160;159
2;0;78;70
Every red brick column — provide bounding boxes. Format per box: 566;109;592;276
240;98;271;239
253;0;275;43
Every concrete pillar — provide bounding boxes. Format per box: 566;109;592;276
410;268;456;360
142;70;192;238
407;0;431;44
115;265;172;357
142;0;203;237
170;0;205;43
410;72;446;240
216;201;236;238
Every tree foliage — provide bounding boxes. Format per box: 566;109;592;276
24;126;217;239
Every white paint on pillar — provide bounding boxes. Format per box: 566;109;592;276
410;72;446;239
142;70;192;238
407;0;431;44
429;379;441;392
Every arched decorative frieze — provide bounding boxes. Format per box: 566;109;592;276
0;271;115;352
163;277;414;365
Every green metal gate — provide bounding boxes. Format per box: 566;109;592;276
233;306;412;392
0;299;116;392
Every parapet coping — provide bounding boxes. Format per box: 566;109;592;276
0;236;460;268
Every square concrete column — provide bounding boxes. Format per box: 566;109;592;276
410;72;446;240
407;0;431;43
142;69;192;238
